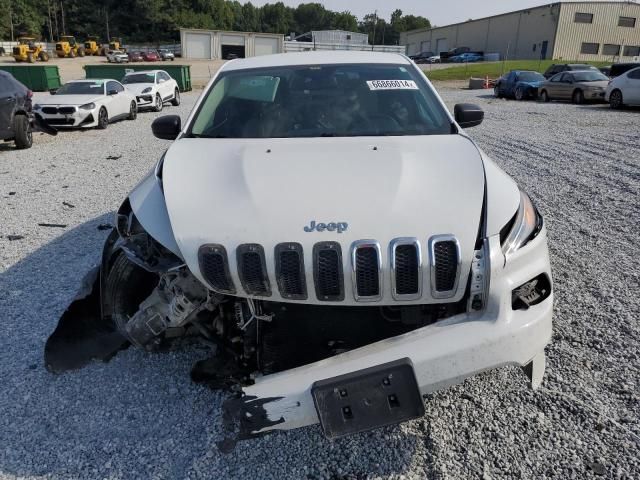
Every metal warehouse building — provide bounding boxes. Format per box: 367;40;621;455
180;29;284;59
401;1;640;61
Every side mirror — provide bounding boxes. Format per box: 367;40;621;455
152;115;181;140
108;89;118;95
454;103;484;129
49;88;58;95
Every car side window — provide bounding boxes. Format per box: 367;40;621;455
550;73;562;82
560;73;570;83
161;72;171;82
107;81;124;93
628;69;640;80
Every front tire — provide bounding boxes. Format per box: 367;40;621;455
609;89;624;109
154;93;163;112
572;90;584;105
77;47;85;57
171;88;180;106
515;86;525;101
494;85;502;98
13;114;33;149
97;107;109;129
539;90;550;103
128;101;137;120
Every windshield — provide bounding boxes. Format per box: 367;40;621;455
56;81;104;95
123;73;155;84
573;71;609;82
189;64;452;138
517;72;544;82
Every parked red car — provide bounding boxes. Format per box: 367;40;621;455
128;51;143;62
142;50;160;61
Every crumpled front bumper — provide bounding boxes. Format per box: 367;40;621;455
226;231;553;437
36;109;96;128
136;95;154;107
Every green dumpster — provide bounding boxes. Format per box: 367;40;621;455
0;65;61;91
84;64;192;92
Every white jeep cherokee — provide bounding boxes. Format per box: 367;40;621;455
46;52;552;449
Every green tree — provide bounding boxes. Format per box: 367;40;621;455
330;11;358;32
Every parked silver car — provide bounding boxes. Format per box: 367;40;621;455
158;49;175;61
538;70;610;104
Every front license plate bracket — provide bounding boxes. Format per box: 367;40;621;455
311;358;425;439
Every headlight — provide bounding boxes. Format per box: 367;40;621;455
501;191;543;256
79;102;95;110
142;87;152;94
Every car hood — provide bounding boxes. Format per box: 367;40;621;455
161;135;487;305
36;94;103;106
124;84;154;94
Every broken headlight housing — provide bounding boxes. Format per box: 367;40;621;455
142;87;152;94
501;190;543;257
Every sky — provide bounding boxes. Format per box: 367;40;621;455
248;0;629;26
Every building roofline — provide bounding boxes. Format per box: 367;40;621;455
401;1;639;37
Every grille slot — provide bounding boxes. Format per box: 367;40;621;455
58;106;76;114
430;236;460;298
391;239;421;299
237;244;271;296
198;244;235;294
351;241;382;301
313;242;344;301
275;243;307;300
42;107;58;114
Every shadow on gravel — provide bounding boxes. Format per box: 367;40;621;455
0;215;428;479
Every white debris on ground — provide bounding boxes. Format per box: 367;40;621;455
0;88;638;479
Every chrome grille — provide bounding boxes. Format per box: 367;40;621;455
429;236;461;298
351;241;382;301
237;244;271;296
42;107;58;114
313;242;344;301
391;238;421;300
198;244;235;294
275;243;306;300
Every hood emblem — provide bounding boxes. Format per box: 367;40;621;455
304;221;348;233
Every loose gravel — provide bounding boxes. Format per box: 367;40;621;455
0;88;638;480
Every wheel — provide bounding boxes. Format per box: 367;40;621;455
13;114;33;149
97;107;109;129
572;90;584;104
609;89;623;109
127;101;137;120
69;49;76;58
77;47;85;57
539;90;550;103
171;88;180;106
171;57;174;61
515;86;525;101
154;93;163;112
494;85;502;98
39;51;49;61
27;53;35;63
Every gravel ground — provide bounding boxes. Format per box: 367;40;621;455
0;88;638;479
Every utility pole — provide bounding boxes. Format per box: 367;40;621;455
8;3;14;41
47;0;54;43
52;0;59;39
371;10;377;51
105;8;110;40
60;0;66;36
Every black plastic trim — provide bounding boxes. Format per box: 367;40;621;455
275;242;307;300
313;241;344;302
236;243;271;297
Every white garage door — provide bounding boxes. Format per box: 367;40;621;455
221;34;245;46
185;33;211;59
436;38;448;54
254;37;279;56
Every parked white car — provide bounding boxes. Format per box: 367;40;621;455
121;70;180;111
605;66;640;108
33;79;137;129
106;50;129;63
48;52;553;447
428;55;441;63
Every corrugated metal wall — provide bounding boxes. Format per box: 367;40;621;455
555;2;640;61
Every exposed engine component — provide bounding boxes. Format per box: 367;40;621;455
121;269;220;348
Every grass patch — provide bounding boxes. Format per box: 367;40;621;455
423;60;610;81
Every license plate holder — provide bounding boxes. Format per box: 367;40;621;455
311;358;424;439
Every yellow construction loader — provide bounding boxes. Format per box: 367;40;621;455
55;36;85;58
13;37;50;63
108;37;126;53
83;36;105;56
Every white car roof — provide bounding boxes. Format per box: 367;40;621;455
222;51;410;72
124;70;164;76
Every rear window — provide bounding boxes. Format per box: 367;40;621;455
188;63;451;139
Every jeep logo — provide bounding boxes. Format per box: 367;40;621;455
304;220;348;233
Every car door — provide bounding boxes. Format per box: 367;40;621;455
105;80;128;116
557;73;573;100
504;72;516;96
0;75;17;138
157;72;171;99
626;68;640;103
546;73;562;98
